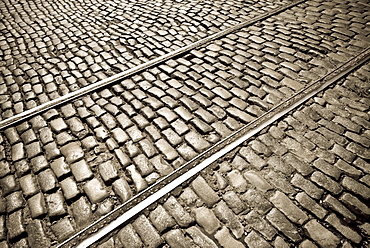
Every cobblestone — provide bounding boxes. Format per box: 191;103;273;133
303;220;340;248
1;0;370;246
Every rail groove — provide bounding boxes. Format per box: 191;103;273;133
0;0;304;131
57;41;370;247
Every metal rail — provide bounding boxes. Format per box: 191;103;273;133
57;41;370;247
0;0;305;131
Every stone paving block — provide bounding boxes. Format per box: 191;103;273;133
112;178;132;203
223;191;247;214
37;169;57;192
51;217;75;242
50;157;70;178
150;155;173;176
244;230;272;248
139;138;158;158
81;136;98;151
114;148;131;168
177;143;198;161
19;174;38;198
311;171;343;195
281;137;316;163
244;210;277;241
326;213;362;244
7;210;25;240
239;146;266;170
25;142;43;158
250;140;273;157
273;236;290;248
332;116;361;133
241;189;272;214
291;173;324;200
303;220;340;248
66;117;87;138
26;220;51;247
179;187;199;206
99;160;118;183
163;229;189;248
185;131;211;153
94;126;109;142
20;129;37;144
60;142;84;163
0;161;10;179
155;139;179;161
6;191;25;213
11;143;25;162
266;208;302;243
28;192;47;218
126;141;140;157
243;170;272;192
193;206;221;234
60;177;80;200
111;128;129;145
331;144;356;163
270;191;308;225
341;176;370;200
265;171;296;194
4;127;20;145
213;201;244;239
46;191;67;217
334;159;362;178
50;118;68;132
127;165;148;192
72;196;92;228
295;192;327;219
340;193;370;216
299;239;318;248
126;125;144;142
354;158;370;174
191;176;220;207
323;194;356;221
133;154;154;176
267;156;294;175
0;175;19;196
30;155;48;173
186;226;218;248
149;205;176;233
344;132;370;148
347;142;370;160
71;159;93;182
132;215;163;248
227;107;254;123
163;196;194;227
83;178;109;204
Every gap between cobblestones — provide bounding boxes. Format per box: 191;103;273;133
59;46;370;248
0;0;304;131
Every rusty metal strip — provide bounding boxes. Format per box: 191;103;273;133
58;43;370;247
0;0;305;131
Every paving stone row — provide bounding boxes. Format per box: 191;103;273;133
98;60;370;248
0;0;290;115
0;0;369;246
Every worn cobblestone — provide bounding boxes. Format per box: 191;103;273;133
1;0;370;246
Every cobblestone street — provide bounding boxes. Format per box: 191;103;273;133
0;0;369;247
